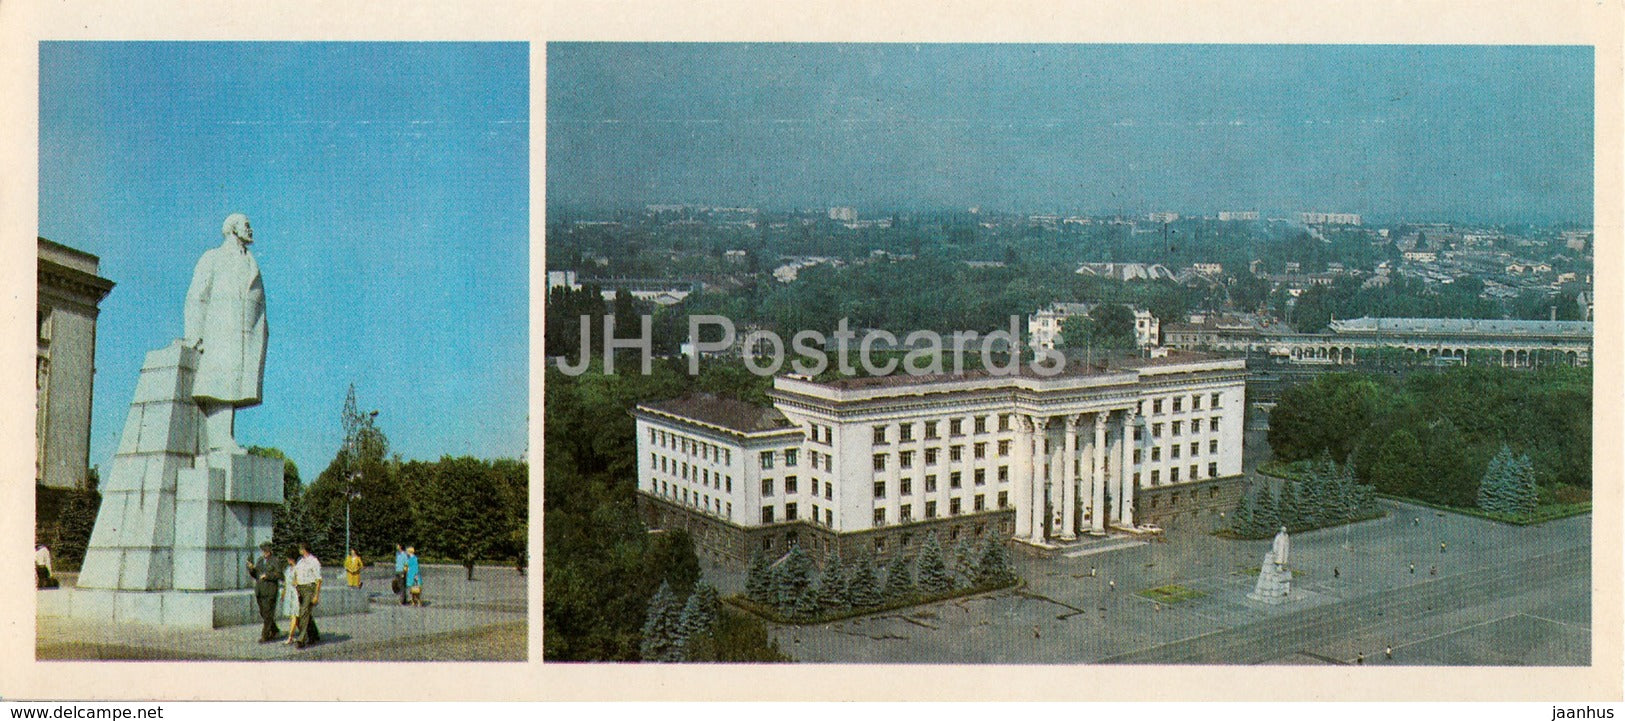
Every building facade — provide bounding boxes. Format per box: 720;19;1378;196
38;238;115;491
635;352;1247;564
1163;314;1593;367
1028;302;1160;350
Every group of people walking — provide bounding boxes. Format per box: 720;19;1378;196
247;542;326;648
246;542;426;650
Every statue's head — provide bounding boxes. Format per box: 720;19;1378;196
222;213;254;245
1279;526;1288;533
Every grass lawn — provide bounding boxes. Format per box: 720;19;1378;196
1136;584;1207;604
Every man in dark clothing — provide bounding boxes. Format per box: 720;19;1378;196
245;542;281;642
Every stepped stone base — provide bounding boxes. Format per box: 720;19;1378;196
1248;553;1293;605
39;586;370;629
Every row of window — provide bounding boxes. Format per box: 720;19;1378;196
761;475;835;502
872;440;1018;471
1137;463;1220;486
757;447;798;470
1147;416;1225;439
872;414;1012;445
873;492;1008;526
1147;392;1223;415
655;480;734;520
649;428;733;465
760;502;834;527
1137;439;1222;464
873;468;1008;498
650;454;734;493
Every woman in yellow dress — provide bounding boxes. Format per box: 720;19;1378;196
344;549;364;588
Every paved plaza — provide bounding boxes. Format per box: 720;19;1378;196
766;500;1590;665
36;563;527;661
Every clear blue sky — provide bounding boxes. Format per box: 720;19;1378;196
41;42;529;480
548;44;1592;224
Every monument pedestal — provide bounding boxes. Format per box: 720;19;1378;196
1248;552;1293;605
42;338;370;628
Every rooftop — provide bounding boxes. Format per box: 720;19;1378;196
808;349;1227;391
638;392;794;434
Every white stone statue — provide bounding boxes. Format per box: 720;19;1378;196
184;213;267;452
1271;525;1290;567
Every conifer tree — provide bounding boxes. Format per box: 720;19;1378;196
1507;452;1539;518
772;544;815;613
1226;489;1257;537
677;582;721;649
1252;485;1281;536
1276;480;1304;532
883;553;917;603
973;535;1017;587
1477;445;1514;513
793;585;821;621
847;552;883;608
916;532;954;595
746;551;773;605
640;581;682;662
952;537;978;584
815;560;849;613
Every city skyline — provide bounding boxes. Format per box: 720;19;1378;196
548;44;1594;225
40;42;530;478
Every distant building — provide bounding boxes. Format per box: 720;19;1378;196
828;206;858;223
38;238;115;491
724;249;748;264
634;353;1247;563
1028;302;1160;349
1147;212;1180;224
1164;314;1592;368
1298;212;1362;226
547;269;580;290
1074;262;1175;282
1190;262;1224;276
1217;211;1259;222
1402;250;1438;263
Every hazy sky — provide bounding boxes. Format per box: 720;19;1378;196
547;44;1593;224
41;42;529;478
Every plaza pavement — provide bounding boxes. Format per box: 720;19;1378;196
36;562;527;661
766;500;1590;665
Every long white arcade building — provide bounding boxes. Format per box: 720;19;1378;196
634;351;1247;563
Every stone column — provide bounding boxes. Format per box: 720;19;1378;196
1013;415;1032;539
1091;412;1107;534
1120;409;1138;528
1060;415;1078;540
1030;415;1048;543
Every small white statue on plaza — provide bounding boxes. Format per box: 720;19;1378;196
184;212;268;453
1250;526;1294;605
1271;525;1290;567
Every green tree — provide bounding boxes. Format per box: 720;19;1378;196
916;532;954;595
746;551;773;604
952;538;978;585
642;528;702;596
973;536;1017;587
883;553;917;603
815;560;849;613
1371;429;1425;496
639;580;683;662
1276;480;1304;531
1268;374;1384;464
415;456;503;580
847;552;883;608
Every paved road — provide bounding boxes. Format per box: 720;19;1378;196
771;501;1590;664
37;563;527;662
1101;546;1589;665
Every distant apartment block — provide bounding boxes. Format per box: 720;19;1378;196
1217;211;1259;222
1299;212;1362;226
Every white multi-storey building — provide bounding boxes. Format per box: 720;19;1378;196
1028;302;1160;350
635;352;1246;562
